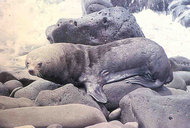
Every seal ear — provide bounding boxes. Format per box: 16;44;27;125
85;83;107;104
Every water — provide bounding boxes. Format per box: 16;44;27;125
0;0;190;71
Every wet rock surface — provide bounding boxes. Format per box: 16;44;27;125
46;7;144;45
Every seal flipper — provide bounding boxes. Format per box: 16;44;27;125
126;75;164;89
85;83;107;103
104;67;147;84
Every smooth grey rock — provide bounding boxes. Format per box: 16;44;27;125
0;104;107;128
46;7;144;45
85;120;123;128
103;80;142;110
47;124;62;128
0;96;35;110
4;80;23;93
81;0;113;15
0;82;9;96
169;56;190;71
35;84;100;110
108;108;121;121
14;80;61;100
120;88;190;128
165;72;187;90
124;122;138;128
174;71;190;85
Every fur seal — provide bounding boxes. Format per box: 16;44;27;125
26;37;173;103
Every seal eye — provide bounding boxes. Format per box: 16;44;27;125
26;62;29;67
38;62;42;67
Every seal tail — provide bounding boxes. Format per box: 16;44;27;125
126;76;164;89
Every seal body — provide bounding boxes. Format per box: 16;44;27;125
26;37;173;103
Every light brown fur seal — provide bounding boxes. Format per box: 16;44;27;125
26;37;173;103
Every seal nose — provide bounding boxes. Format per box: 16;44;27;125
28;69;34;75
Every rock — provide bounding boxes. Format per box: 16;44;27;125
111;0;173;13
111;0;147;13
169;56;190;71
0;71;17;83
147;0;172;12
187;86;190;92
174;71;190;85
47;124;62;128
46;7;144;45
11;69;41;86
168;0;190;11
103;80;142;110
0;96;35;110
0;104;107;128
14;125;35;128
168;0;190;28
154;86;187;96
124;122;138;128
179;11;190;28
120;88;190;128
171;5;189;20
108;108;121;121
81;0;113;15
165;72;187;90
10;87;23;97
0;82;9;96
4;80;23;93
35;84;101;110
85;120;123;128
14;79;61;100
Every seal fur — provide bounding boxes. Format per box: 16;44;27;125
26;37;173;103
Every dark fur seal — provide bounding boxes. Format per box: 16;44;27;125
26;38;173;103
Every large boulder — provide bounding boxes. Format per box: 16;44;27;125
120;88;190;128
0;96;35;110
35;84;100;110
46;7;144;45
0;104;107;128
0;82;9;96
103;80;142;110
81;0;113;15
14;80;61;100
